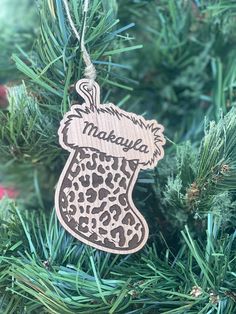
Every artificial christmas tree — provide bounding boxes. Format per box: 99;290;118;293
0;0;235;313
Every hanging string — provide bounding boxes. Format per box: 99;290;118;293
63;0;96;88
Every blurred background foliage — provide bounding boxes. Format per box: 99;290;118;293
0;0;38;83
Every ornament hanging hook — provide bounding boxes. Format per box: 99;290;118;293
63;0;96;89
75;79;100;109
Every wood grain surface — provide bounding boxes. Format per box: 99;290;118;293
55;79;165;254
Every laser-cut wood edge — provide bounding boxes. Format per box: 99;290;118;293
55;79;165;254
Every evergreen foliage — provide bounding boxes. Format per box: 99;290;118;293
0;0;37;83
0;200;235;313
0;0;236;313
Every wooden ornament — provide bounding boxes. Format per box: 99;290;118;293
55;79;165;254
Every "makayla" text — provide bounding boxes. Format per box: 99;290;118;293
82;121;149;153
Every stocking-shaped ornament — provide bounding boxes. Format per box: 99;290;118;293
55;79;165;254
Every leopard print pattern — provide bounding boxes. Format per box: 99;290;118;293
58;148;147;252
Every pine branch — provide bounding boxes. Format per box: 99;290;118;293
0;85;60;208
163;108;236;232
0;200;235;313
13;0;142;111
118;0;236;139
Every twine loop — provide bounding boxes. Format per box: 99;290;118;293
63;0;96;88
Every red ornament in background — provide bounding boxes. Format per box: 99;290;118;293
0;185;17;199
0;86;12;199
0;85;9;108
